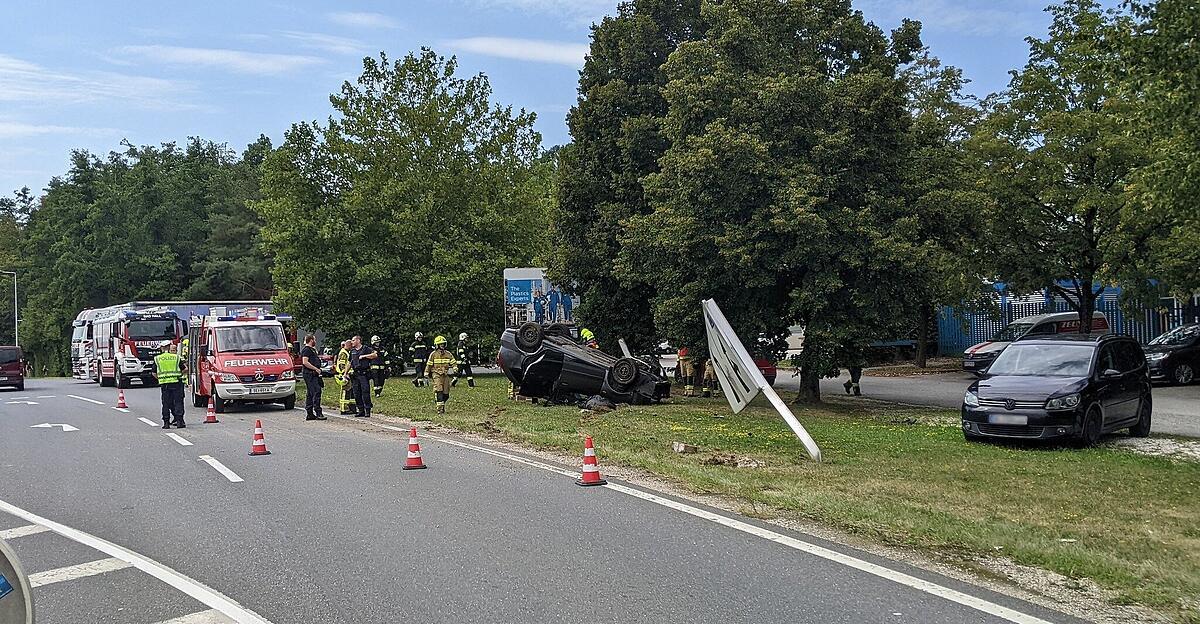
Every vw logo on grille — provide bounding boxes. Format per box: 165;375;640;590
1004;399;1016;411
254;370;265;382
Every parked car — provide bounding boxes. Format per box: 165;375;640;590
961;333;1151;446
1145;322;1199;385
499;323;671;405
962;311;1108;375
0;345;25;391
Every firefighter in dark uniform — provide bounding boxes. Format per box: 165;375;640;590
369;335;389;397
154;340;186;429
410;332;430;387
299;335;327;420
349;335;377;417
425;335;457;414
451;332;475;388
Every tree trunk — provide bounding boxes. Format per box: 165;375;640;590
1078;280;1095;335
915;302;932;368
795;364;822;404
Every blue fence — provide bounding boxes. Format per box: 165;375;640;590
938;289;1200;355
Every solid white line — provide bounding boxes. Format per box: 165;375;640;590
112;407;130;413
139;417;160;427
28;557;132;587
332;414;1052;624
67;394;105;405
36;395;56;399
0;524;50;540
166;432;194;446
199;455;244;483
154;609;236;624
0;498;270;623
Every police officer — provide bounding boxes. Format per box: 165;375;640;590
154;340;186;429
299;335;327;420
425;335;457;414
349;335;377;417
451;332;475;388
336;339;355;415
369;335;389;397
409;332;430;387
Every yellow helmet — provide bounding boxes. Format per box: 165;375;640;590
434;335;447;346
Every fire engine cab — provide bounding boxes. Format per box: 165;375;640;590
187;313;297;412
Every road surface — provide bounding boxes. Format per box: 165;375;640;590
1;378;1086;624
771;369;1200;438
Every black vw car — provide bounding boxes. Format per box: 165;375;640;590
1145;322;1199;385
961;333;1152;446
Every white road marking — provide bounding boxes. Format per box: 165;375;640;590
139;417;160;427
0;524;50;540
30;423;79;432
333;414;1053;624
166;432;194;446
36;395;56;398
6;400;38;405
112;407;130;413
67;394;105;405
199;455;244;483
28;557;132;587
155;610;236;624
0;498;271;623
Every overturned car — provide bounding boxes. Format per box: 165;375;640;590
498;323;671;405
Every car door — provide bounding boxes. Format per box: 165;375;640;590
1112;341;1144;424
1094;344;1123;424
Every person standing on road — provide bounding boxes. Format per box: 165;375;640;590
349;335;377;417
533;289;545;323
548;287;561;323
153;340;186;429
409;332;430;388
299;335;327;421
451;332;475;388
336;340;355;415
561;292;574;322
369;335;389;397
425;335;457;414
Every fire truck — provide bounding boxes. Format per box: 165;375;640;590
187;312;297;412
90;306;186;388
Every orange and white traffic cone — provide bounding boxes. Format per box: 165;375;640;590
116;388;128;409
576;436;607;487
203;395;219;424
403;427;427;470
248;419;271;456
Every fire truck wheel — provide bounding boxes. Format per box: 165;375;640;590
211;384;228;413
281;394;296;410
115;369;130;389
191;386;206;408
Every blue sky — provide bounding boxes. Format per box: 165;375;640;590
0;0;1055;196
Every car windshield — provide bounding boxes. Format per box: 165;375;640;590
0;348;19;364
129;320;177;340
986;343;1094;376
1149;325;1199;346
990;322;1033;342
216;325;286;352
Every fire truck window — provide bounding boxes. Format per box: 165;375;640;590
129;320;177;340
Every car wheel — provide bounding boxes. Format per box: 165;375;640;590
515;322;544;352
611;357;640;388
1130;397;1152;438
1171;362;1194;385
282;393;296;410
212;384;227;413
1076;406;1103;448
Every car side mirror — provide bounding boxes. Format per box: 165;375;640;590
1101;368;1121;379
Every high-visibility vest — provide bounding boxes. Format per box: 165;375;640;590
154;352;183;384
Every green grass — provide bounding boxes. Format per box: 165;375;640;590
315;375;1200;621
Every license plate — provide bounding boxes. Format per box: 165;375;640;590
0;377;7;381
989;414;1028;426
963;362;975;368
249;386;274;394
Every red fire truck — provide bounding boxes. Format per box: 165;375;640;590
187;313;297;412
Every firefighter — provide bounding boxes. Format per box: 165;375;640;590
153;340;186;429
335;339;355;415
369;335;389;397
580;327;598;349
451;332;475;388
678;347;694;397
409;332;430;387
425;335;457;414
702;358;720;398
349;335;377;417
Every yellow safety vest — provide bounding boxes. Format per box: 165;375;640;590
154;352;183;384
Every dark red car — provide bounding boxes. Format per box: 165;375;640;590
0;345;25;391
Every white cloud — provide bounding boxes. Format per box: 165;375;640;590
0;121;121;139
0;53;189;108
446;37;588;66
857;0;1047;37
279;31;369;55
467;0;615;27
327;11;398;29
116;45;326;75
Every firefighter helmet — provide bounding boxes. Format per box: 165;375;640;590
434;335;447;346
458;332;468;341
371;335;381;345
415;331;423;340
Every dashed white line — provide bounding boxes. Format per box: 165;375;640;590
36;395;56;399
139;417;160;426
28;557;132;587
112;407;130;413
0;524;50;540
199;455;244;483
166;432;194;446
0;498;271;623
155;610;235;624
67;394;105;405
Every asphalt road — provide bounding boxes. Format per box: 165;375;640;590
771;369;1200;438
0;378;1088;624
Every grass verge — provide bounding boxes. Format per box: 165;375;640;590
313;375;1200;621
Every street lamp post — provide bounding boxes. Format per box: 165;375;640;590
0;271;15;347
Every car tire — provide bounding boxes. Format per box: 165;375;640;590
1171;362;1194;385
282;393;296;410
515;322;544;352
1076;406;1103;448
1130;397;1152;438
610;357;640;388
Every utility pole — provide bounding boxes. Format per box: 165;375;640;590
0;270;16;347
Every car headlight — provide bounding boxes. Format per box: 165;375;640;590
218;373;239;383
1045;393;1081;410
281;369;295;380
1146;352;1168;361
964;390;980;408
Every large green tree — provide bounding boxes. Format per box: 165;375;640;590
551;0;704;353
256;50;548;348
620;0;922;401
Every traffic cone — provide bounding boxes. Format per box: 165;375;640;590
116;388;128;409
203;395;219;424
403;427;427;470
576;436;607;487
248;419;271;456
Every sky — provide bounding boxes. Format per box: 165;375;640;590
0;0;1057;197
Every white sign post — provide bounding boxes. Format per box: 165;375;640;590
702;299;822;462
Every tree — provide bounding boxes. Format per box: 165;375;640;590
550;0;704;353
619;0;922;402
256;50;548;350
969;0;1148;332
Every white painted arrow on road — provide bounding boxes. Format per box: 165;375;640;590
6;400;39;405
30;423;79;432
